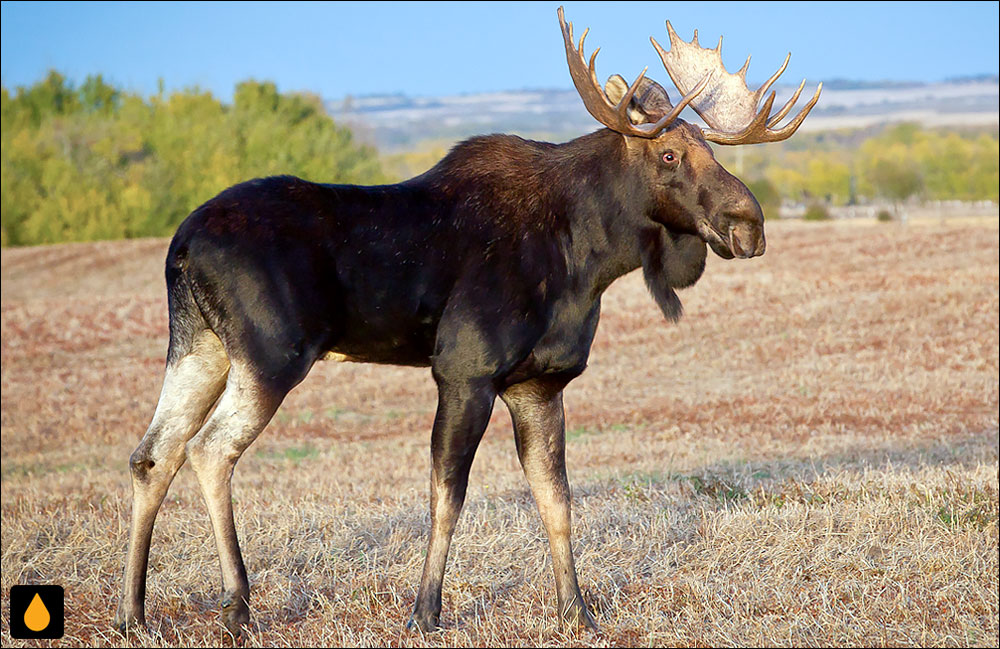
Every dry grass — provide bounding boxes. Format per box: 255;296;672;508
2;216;998;647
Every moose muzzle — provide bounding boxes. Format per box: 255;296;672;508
698;194;766;260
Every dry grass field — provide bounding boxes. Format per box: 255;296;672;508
2;216;998;647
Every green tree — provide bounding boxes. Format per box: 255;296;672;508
2;71;387;246
868;158;924;203
747;177;782;219
752;122;997;206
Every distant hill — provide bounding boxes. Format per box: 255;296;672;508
327;79;1000;151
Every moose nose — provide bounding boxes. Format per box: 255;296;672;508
733;220;766;259
753;230;766;257
731;192;765;258
720;207;765;258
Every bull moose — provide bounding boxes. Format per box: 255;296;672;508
114;6;821;637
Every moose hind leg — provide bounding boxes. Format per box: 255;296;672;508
184;363;289;638
501;379;597;631
115;330;230;632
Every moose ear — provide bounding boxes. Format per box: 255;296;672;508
605;75;675;125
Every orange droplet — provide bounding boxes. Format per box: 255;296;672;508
24;592;51;632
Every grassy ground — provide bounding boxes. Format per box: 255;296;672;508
1;216;997;647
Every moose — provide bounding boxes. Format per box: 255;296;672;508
114;6;820;637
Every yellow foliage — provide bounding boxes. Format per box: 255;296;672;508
2;75;387;246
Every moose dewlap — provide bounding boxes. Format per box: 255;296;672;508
113;6;820;637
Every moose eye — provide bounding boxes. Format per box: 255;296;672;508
662;152;676;164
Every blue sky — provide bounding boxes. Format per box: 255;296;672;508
2;1;998;100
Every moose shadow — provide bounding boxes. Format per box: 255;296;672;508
258;428;996;633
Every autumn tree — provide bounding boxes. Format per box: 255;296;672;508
2;72;387;246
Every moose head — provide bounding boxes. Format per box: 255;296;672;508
559;6;822;262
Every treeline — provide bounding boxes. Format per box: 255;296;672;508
716;123;999;210
1;72;387;246
3;72;998;247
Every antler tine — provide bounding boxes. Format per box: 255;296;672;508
558;6;685;138
737;55;751;80
654;18;822;145
665;20;682;48
761;82;823;141
620;68;650;112
645;70;713;133
767;78;805;128
755;52;790;103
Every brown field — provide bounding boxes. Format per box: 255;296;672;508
2;217;998;647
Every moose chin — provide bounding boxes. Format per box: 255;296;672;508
113;6;821;638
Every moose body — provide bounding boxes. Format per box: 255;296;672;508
114;7;820;636
167;130;709;381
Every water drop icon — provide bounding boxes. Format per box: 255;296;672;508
24;592;51;632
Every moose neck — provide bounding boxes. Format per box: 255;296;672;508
411;128;705;315
547;129;653;295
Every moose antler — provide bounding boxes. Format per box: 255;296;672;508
559;7;711;138
652;22;822;145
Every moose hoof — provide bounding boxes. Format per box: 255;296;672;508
560;603;598;633
221;596;250;640
112;605;146;634
406;613;440;633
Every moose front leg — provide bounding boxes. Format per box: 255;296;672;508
501;379;597;631
409;377;496;632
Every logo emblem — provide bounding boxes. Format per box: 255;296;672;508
9;585;64;639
